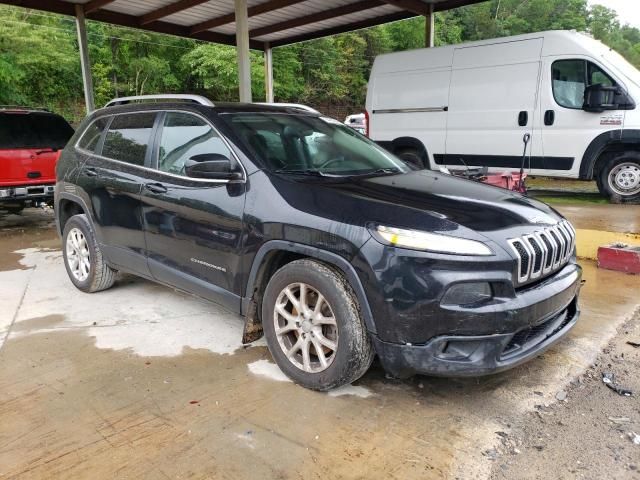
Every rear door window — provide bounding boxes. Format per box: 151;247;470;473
0;112;74;149
77;117;110;153
102;112;156;166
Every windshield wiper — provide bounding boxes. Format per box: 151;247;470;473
273;168;333;177
342;167;401;178
273;167;401;178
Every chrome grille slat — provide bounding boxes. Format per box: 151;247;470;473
525;235;543;279
548;229;563;268
537;232;554;274
508;221;576;285
558;226;568;261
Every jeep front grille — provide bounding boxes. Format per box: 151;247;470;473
508;220;576;284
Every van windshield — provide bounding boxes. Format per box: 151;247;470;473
0;112;74;149
603;49;640;89
223;113;409;177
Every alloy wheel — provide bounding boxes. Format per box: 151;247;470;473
66;227;91;282
273;282;338;373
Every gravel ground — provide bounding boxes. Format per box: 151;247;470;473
491;309;640;480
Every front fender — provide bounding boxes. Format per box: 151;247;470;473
242;239;377;334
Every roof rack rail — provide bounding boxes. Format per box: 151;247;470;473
0;105;50;112
104;94;214;108
255;102;320;114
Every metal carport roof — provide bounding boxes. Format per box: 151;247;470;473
0;0;484;48
0;0;486;108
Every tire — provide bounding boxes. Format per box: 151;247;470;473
5;206;24;215
395;147;425;170
261;259;374;391
62;214;116;293
597;151;640;204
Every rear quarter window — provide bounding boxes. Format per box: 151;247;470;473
77;117;110;153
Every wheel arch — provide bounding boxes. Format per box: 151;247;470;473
56;193;90;237
240;241;377;343
378;136;430;168
580;129;640;180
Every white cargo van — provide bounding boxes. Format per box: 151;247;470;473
366;30;640;203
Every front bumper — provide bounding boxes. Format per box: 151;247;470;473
373;292;580;378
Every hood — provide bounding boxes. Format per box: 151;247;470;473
271;170;563;240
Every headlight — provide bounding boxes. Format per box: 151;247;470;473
371;225;493;256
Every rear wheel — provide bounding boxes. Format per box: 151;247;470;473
5;206;24;215
261;259;374;391
597;152;640;204
62;214;116;292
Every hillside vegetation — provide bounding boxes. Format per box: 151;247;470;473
0;0;638;122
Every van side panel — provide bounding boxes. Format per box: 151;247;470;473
443;38;543;169
367;48;453;164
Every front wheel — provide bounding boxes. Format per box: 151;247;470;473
597;152;640;204
62;214;116;293
261;259;374;391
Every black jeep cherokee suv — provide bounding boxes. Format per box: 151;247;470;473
55;96;582;390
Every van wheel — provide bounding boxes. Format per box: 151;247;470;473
261;259;374;391
395;148;424;169
598;152;640;204
62;214;116;293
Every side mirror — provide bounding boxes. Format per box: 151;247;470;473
583;84;635;113
184;153;242;180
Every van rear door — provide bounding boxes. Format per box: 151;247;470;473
442;38;543;172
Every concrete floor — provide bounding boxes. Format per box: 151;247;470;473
1;208;639;479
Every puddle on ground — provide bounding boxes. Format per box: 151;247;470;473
10;314;66;333
0;330;479;479
0;209;57;271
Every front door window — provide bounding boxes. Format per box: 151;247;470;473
552;59;615;109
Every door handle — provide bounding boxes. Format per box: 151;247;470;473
144;182;168;194
84;167;98;177
518;111;528;127
544;110;555;126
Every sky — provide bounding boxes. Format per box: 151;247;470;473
588;0;640;28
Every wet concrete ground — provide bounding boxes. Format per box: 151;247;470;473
555;204;640;235
1;209;639;479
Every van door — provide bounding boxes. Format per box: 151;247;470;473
537;57;624;178
442;38;543;172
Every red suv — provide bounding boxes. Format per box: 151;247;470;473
0;107;74;214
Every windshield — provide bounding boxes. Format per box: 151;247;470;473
602;48;640;89
222;113;409;176
0;112;74;149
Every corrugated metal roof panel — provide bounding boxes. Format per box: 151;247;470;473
161;0;263;27
162;2;235;27
250;4;402;42
212;0;400;37
210;0;355;35
104;0;175;17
